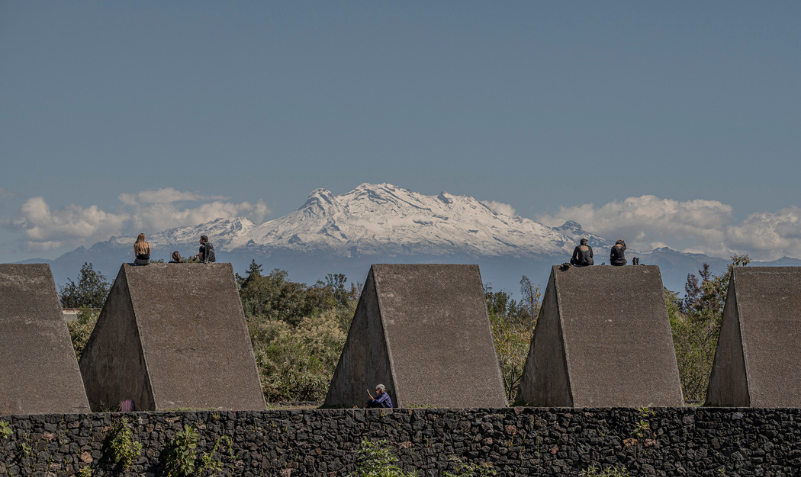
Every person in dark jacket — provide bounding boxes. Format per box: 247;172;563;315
193;235;216;263
366;384;393;408
610;239;627;266
570;238;594;266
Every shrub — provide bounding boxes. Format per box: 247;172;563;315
240;263;357;403
352;439;417;477
249;308;348;402
444;455;497;477
0;421;11;439
486;276;540;402
108;417;142;470
163;425;199;477
66;306;100;360
490;314;531;402
580;466;630;477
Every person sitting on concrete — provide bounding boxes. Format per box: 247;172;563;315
134;233;151;266
610;239;627;266
366;384;393;408
193;235;216;263
570;238;594;266
169;251;182;263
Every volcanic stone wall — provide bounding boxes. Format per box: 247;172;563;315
1;408;800;476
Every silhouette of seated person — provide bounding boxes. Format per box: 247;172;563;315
134;233;151;266
570;238;594;266
193;235;216;263
610;239;627;266
366;384;393;408
169;251;182;263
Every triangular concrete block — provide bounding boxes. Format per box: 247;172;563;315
80;263;266;411
518;265;683;407
0;264;90;415
707;267;801;407
324;264;507;408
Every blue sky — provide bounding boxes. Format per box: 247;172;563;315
2;1;800;262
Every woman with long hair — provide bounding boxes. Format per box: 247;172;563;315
134;233;151;266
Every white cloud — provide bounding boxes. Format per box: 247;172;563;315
536;196;733;254
118;188;225;206
538;197;801;260
481;200;516;217
13;197;129;244
129;199;271;232
724;207;801;260
11;190;272;251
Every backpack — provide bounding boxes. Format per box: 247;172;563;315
206;243;216;263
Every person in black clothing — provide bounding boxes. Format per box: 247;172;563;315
610;239;627;266
570;238;594;266
194;235;216;263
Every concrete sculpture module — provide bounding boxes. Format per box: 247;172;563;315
80;263;266;411
707;267;801;407
325;264;507;408
0;264;90;415
517;265;684;407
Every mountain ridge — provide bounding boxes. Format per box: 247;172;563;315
15;183;787;295
106;183;615;257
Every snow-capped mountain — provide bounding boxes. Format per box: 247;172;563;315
26;183;768;294
107;183;614;258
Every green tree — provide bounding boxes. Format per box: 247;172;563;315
485;277;540;402
236;259;263;288
519;275;541;328
484;283;518;319
321;273;349;307
684;254;750;319
59;262;110;308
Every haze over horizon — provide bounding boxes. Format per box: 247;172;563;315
2;1;800;265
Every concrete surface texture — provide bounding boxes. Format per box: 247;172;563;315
518;265;684;407
325;264;507;408
707;267;801;407
0;264;90;415
80;263;266;411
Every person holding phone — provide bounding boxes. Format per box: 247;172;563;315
366;384;393;408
